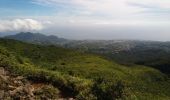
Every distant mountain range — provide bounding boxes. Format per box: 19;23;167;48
4;32;170;75
3;32;139;52
4;32;68;45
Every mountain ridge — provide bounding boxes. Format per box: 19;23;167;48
4;32;68;45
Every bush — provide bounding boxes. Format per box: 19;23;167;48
34;85;60;99
92;77;126;100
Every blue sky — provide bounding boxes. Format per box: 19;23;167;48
0;0;170;41
0;0;56;17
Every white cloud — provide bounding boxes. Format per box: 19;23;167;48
31;0;170;27
0;19;43;32
32;0;139;16
130;0;170;9
32;0;170;16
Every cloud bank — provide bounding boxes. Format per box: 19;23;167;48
31;0;170;26
0;19;43;32
32;0;170;16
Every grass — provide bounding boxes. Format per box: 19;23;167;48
0;38;170;100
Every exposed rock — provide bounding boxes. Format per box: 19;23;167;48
0;90;5;99
8;85;17;90
0;67;6;75
16;76;24;80
0;67;63;100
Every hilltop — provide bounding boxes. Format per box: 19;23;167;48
4;32;68;45
0;38;170;99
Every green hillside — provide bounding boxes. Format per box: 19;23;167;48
0;38;170;100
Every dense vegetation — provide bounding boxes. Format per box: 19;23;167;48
62;40;170;76
0;38;170;99
108;43;170;75
6;33;170;76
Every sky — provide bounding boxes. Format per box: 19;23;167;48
0;0;170;41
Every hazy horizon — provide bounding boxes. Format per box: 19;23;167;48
0;0;170;41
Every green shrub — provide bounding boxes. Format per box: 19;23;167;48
92;77;127;100
34;85;60;99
